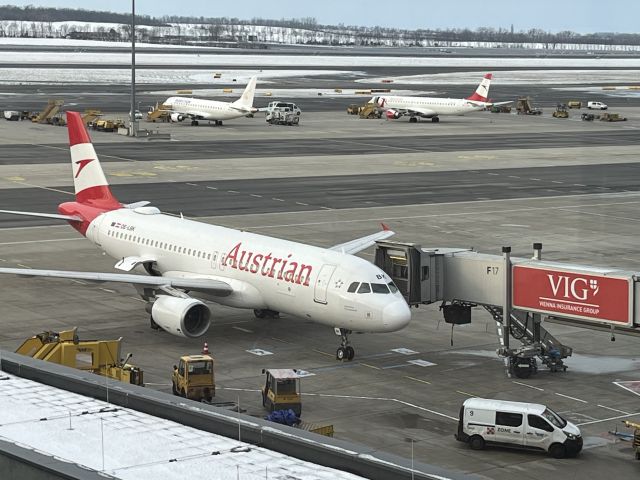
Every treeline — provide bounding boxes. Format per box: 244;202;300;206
0;5;639;46
0;4;163;26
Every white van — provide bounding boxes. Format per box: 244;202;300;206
455;398;582;458
264;101;301;117
587;101;608;110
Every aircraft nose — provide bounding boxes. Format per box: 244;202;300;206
383;300;412;331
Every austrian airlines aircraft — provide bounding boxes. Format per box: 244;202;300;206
0;112;411;361
374;73;510;123
163;76;258;126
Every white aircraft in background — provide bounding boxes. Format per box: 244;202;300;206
163;76;258;126
374;73;510;123
0;112;411;361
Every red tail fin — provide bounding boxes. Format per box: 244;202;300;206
466;73;492;102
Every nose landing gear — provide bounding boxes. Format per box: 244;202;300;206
335;328;355;361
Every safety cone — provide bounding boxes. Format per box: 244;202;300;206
202;342;210;355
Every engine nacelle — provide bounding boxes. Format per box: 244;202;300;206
151;296;211;338
386;109;401;119
171;113;184;122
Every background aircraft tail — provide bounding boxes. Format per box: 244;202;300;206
67;111;121;209
466;73;492;102
232;76;257;111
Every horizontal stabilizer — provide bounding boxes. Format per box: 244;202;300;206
0;209;81;222
0;267;234;297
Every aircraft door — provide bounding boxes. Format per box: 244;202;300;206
314;264;337;304
87;214;106;247
211;251;218;270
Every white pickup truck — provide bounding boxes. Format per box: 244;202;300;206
587;101;608;110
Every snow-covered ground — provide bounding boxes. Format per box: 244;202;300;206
360;70;640;85
3;50;640;68
0;36;205;49
0;371;367;480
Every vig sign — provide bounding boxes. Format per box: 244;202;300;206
512;265;631;325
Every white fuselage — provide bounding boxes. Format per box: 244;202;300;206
86;208;411;333
382;96;483;116
165;97;247;121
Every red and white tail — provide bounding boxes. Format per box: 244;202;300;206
67;111;121;209
466;73;492;102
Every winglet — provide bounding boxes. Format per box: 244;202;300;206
381;222;391;231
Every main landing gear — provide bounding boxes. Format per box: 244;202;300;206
191;120;199;126
431;116;440;123
254;309;280;319
409;117;418;123
335;328;355;361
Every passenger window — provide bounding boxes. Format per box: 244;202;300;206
357;283;371;294
496;411;522;427
371;283;390;294
347;282;359;293
528;415;554;432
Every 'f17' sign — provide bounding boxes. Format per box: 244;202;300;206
512;265;631;325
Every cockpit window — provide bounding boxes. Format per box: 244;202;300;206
371;283;390;294
388;282;399;293
357;283;371;294
347;282;359;293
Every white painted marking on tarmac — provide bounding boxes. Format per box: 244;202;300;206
577;412;640;426
487;173;499;176
512;381;544;391
555;392;588;403
597;404;630;415
233;326;253;333
100;288;116;294
551;180;563;184
206;186;217;190
573;184;586;187
70;280;88;286
250;194;262;198
530;178;542;181
7;181;73;196
508;176;520;179
186;183;198;186
16;263;30;268
614;381;640;397
228;190;240;194
295;202;309;206
302;392;458;421
246;348;273;356
407;359;436;367
0;238;83;246
319;206;333;210
272;198;285;202
391;348;418;355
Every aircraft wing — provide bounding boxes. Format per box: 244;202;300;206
0;268;233;297
329;224;395;255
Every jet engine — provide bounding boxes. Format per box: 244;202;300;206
386;109;401;119
171;113;184;122
151;296;211;338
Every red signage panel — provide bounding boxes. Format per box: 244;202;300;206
513;265;631;325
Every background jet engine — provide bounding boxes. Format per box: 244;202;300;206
170;112;184;122
385;109;401;119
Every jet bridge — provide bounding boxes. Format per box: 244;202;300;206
375;240;640;378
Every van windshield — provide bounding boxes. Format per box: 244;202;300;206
541;407;567;428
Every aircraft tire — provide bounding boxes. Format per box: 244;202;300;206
150;315;160;330
336;347;347;360
409;117;418;123
431;117;440;123
345;346;355;360
254;309;267;319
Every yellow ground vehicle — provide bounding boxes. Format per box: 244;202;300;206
567;100;582;109
622;420;640;460
15;327;143;385
552;104;569;118
516;97;542;115
261;369;302;416
172;354;215;402
346;104;360;115
32;99;64;124
600;112;627;122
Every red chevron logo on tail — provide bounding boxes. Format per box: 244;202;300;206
74;158;94;178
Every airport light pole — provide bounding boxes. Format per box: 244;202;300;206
130;0;137;136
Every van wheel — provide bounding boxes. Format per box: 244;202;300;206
171;382;178;395
549;443;566;459
469;435;485;450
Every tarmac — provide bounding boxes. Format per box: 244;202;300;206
1;60;640;479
